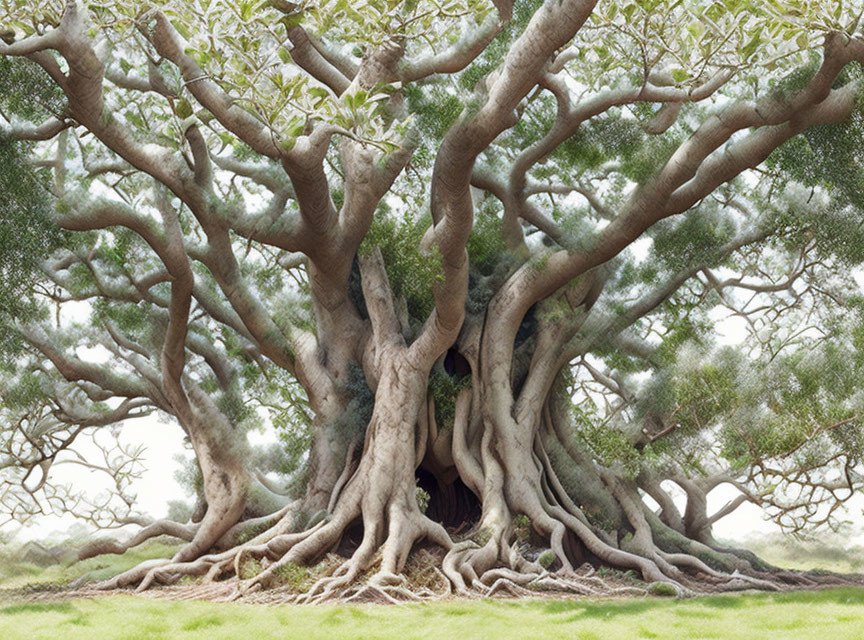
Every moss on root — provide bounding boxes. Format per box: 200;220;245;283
647;581;678;597
271;554;344;594
238;558;264;581
538;551;556;569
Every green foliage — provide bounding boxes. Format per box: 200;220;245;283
457;0;543;92
238;557;264;580
271;562;309;590
510;94;558;152
538;551;556;569
359;209;443;322
650;205;737;273
647;581;678;597
614;261;659;290
641;347;741;438
512;514;531;545
0;135;64;347
464;199;515;313
553;114;644;174
572;406;648;478
719;342;864;467
767;51;822;102
0;57;66;121
91;299;153;335
636;326;864;484
415;486;430;514
428;367;470;431
652;311;713;367
0;62;70;356
618;129;682;186
216;387;255;425
403;84;465;141
767;66;864;264
466;204;507;276
0;369;49;409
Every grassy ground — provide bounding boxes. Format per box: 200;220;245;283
1;588;864;640
0;540;183;591
1;535;862;639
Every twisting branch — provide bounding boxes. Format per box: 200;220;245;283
414;0;600;366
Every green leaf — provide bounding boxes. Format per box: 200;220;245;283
279;12;304;30
671;68;690;83
174;98;194;119
124;111;144;129
741;28;763;59
171;19;191;40
308;86;330;108
286;116;306;138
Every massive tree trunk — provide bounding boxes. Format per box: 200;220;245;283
174;388;250;562
97;278;846;599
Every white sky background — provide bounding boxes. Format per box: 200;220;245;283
6;415;189;543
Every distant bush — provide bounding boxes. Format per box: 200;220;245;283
730;532;864;574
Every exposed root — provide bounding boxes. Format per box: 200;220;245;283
215;502;296;549
78;519;199;561
77;367;864;604
85;462;863;601
90;504;313;591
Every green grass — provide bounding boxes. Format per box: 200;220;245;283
0;540;183;591
2;535;862;638
2;588;864;640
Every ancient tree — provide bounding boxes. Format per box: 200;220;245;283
2;0;864;600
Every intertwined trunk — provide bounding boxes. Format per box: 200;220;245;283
95;278;858;599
